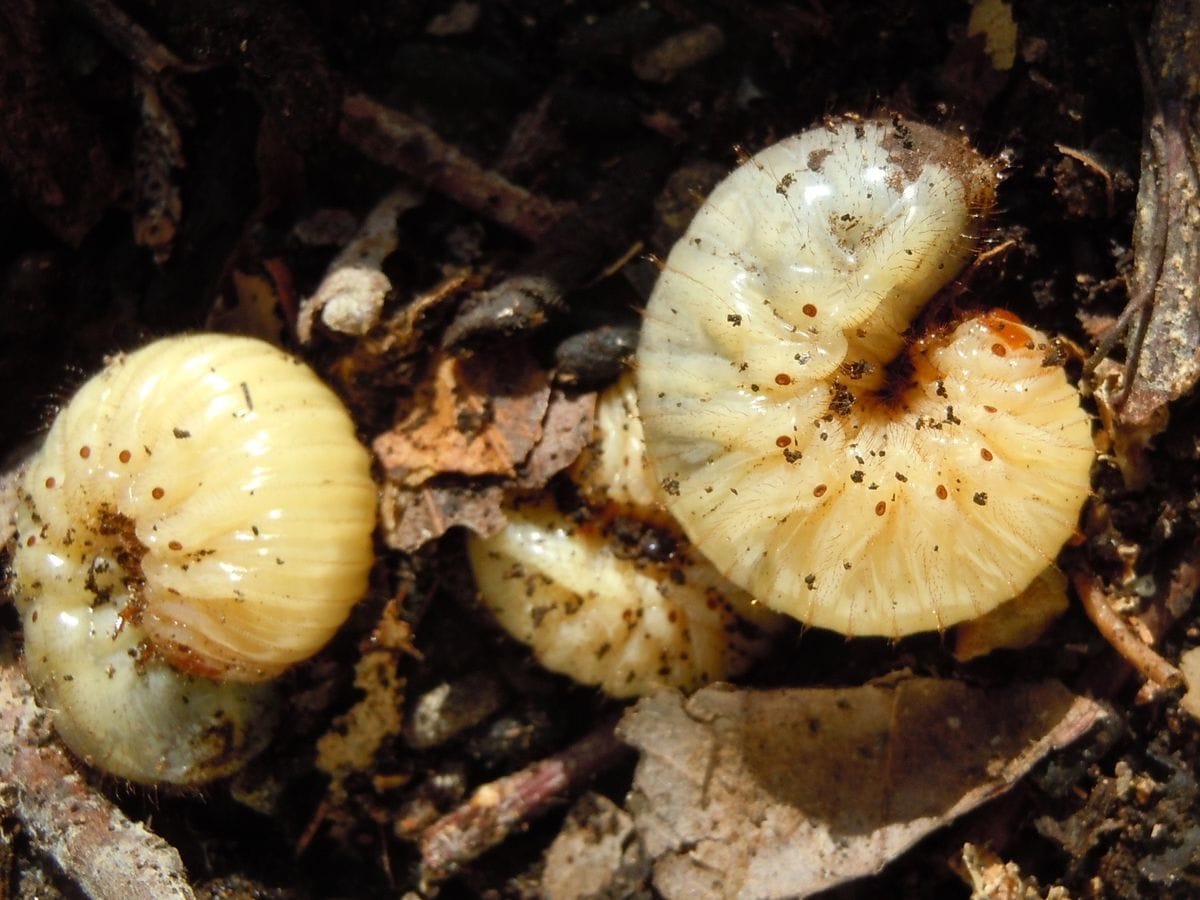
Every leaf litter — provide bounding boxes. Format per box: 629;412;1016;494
617;677;1109;899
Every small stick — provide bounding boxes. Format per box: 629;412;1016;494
1073;572;1183;690
418;714;630;885
340;94;571;242
1054;143;1117;217
0;663;194;898
68;0;201;75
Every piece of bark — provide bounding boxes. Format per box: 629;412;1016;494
132;75;186;263
0;661;194;899
1118;0;1200;426
619;678;1108;900
296;187;424;342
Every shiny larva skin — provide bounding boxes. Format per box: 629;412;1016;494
11;334;376;781
468;377;781;697
22;600;277;784
14;333;376;681
636;118;1095;637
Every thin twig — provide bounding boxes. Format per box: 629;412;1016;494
1073;572;1183;691
1054;142;1116;217
339;94;572;242
68;0;202;75
418;713;630;885
0;662;194;898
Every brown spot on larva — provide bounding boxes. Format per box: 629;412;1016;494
984;405;998;413
168;540;183;551
875;501;887;516
118;449;132;464
991;343;1007;357
980;448;994;461
802;303;818;317
851;470;864;483
813;484;828;497
936;484;948;500
776;435;791;448
804;574;816;590
26;536;35;547
44;477;55;489
152;487;165;500
973;492;988;506
727;314;742;326
895;472;908;482
79;446;91;459
775;373;792;385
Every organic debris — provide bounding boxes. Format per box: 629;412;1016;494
618;678;1108;899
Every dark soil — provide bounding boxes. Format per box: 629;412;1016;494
6;1;1200;898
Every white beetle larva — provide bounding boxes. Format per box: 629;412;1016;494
468;375;782;697
636;116;1095;637
11;333;376;782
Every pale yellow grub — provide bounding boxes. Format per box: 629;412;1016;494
637;117;1094;637
11;334;376;781
469;377;781;697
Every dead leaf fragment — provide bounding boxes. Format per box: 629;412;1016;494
376;377;594;553
618;678;1108;899
514;388;596;488
374;351;549;485
542;792;650;900
380;479;507;552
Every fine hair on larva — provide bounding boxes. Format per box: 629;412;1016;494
636;114;1095;638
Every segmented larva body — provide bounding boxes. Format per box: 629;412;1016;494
11;334;376;782
636;117;1095;637
468;376;781;697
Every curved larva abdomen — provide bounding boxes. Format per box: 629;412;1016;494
468;376;781;697
637;117;1095;637
13;333;377;681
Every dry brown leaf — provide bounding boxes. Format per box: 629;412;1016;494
374;350;549;485
380;479;507;552
378;387;594;552
542;792;649;900
618;677;1108;900
515;388;596;488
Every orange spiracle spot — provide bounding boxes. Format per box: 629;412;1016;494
982;308;1031;352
